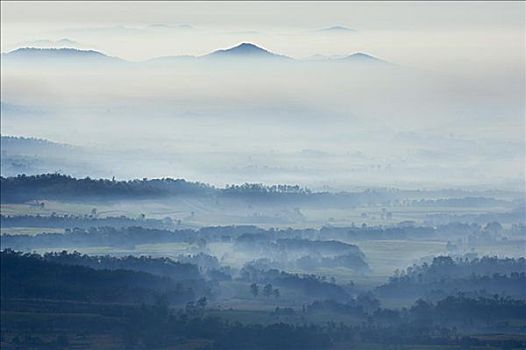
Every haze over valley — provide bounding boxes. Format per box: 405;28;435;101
1;2;525;349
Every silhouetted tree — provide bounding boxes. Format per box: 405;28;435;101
263;283;273;297
250;283;259;297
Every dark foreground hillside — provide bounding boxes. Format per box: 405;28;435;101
1;250;206;304
1;251;525;350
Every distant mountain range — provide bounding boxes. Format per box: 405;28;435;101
2;47;123;64
15;38;81;48
3;43;387;65
5;47;105;58
303;52;383;62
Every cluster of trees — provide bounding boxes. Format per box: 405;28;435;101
40;250;202;281
103;294;526;348
410;197;512;208
1;226;194;250
4;174;520;212
306;293;380;316
376;256;526;301
1;225;290;251
2;249;526;349
2;211;523;252
393;256;526;280
235;236;369;272
4;293;525;349
320;221;524;241
277;238;364;257
175;253;233;281
175;253;222;271
419;294;526;327
0;174;326;204
425;209;526;226
224;183;311;195
305;293;526;331
4;221;521;253
249;283;280;298
1;226;370;276
0;250;209;304
1;174;317;203
240;265;349;299
118;308;332;349
295;253;369;271
0;135;73;153
185;297;209;316
1;213;176;230
0;173;214;202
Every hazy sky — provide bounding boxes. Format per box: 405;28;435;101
1;2;525;189
1;1;524;67
2;1;523;29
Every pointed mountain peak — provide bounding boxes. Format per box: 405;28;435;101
212;42;269;55
205;42;289;60
232;42;265;51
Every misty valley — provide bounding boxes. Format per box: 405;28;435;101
1;2;525;349
0;173;525;349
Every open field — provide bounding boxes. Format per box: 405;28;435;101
0;227;65;236
1;199;518;229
